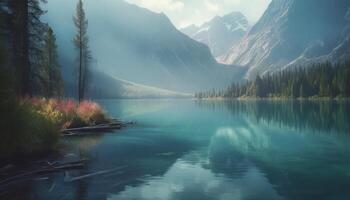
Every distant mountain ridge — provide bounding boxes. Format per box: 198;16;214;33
45;0;245;94
221;0;350;79
181;12;249;58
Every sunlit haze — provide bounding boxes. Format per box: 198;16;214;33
1;0;350;199
125;0;272;28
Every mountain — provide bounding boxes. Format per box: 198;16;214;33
181;12;249;58
88;71;192;99
44;0;244;94
181;25;199;36
221;0;350;79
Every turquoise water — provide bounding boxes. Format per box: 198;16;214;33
4;100;350;200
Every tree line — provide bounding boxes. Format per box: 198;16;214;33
195;62;350;99
0;0;90;101
196;100;350;134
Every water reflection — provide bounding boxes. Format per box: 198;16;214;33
196;100;350;134
108;151;283;200
62;135;104;160
208;127;269;177
200;101;350;200
3;100;350;200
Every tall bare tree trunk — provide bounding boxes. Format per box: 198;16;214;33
78;35;82;102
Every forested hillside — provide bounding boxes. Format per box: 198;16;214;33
0;0;108;158
196;62;350;99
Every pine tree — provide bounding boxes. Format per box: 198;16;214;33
42;27;64;97
29;0;49;96
299;85;304;98
6;0;48;96
73;0;91;102
197;62;350;99
254;75;264;97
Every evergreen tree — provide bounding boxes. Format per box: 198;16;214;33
5;0;48;96
73;0;91;102
197;62;350;99
42;27;64;97
255;75;264;97
299;85;305;98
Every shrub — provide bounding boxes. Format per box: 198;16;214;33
0;97;111;158
0;100;59;158
76;101;105;124
21;98;111;129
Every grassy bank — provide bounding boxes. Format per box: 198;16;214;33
0;98;111;159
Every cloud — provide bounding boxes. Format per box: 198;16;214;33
204;1;219;12
126;0;272;28
127;0;184;12
107;151;282;200
178;21;192;29
223;0;241;6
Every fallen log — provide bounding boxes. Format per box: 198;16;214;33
61;121;135;136
0;160;85;187
63;131;110;136
64;165;127;182
62;124;122;133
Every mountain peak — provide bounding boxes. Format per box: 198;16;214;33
222;0;350;79
224;11;246;20
181;24;199;36
181;12;249;58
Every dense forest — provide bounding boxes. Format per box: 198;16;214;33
196;62;350;99
0;0;109;158
0;0;64;97
0;0;92;99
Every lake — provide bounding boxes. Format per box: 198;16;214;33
3;99;350;200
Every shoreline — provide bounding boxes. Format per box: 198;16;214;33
195;97;350;101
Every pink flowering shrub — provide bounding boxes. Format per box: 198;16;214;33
57;99;76;114
21;98;110;129
76;101;104;123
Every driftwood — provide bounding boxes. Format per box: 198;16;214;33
0;160;86;187
64;165;127;182
62;124;122;133
61;120;135;136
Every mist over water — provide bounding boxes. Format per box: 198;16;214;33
4;100;350;200
2;0;350;199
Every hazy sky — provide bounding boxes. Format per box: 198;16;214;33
125;0;272;28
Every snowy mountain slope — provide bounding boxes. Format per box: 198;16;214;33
221;0;350;79
181;12;249;58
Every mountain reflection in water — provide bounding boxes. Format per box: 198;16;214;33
2;100;350;200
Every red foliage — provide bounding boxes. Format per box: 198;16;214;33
57;99;77;114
